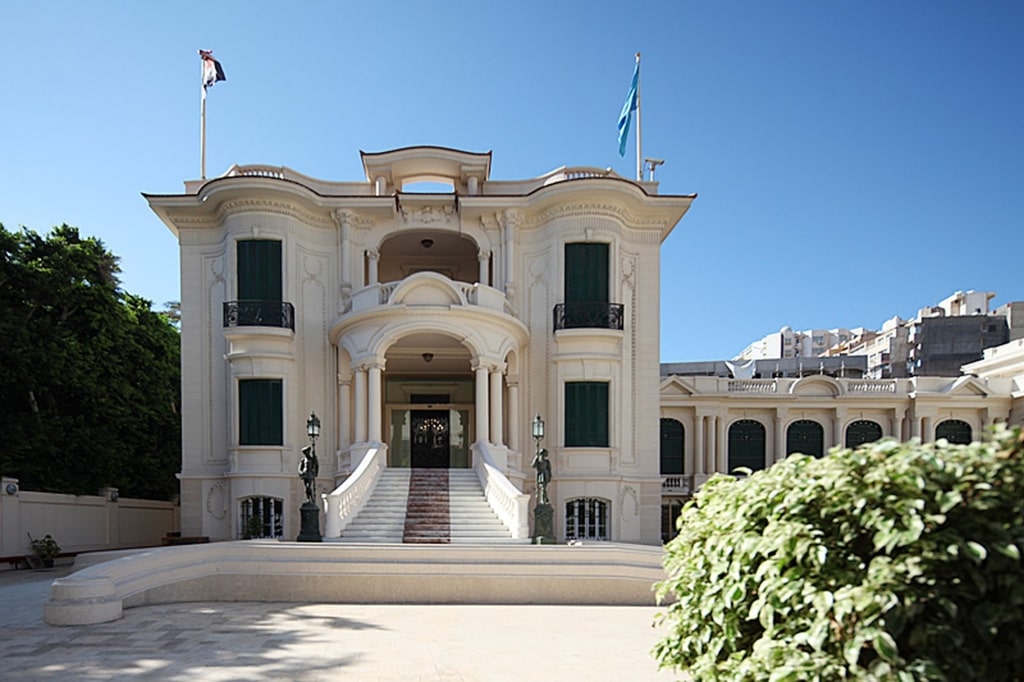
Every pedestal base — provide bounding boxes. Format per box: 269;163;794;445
532;503;555;544
297;502;322;542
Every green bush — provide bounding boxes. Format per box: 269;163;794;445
654;427;1024;681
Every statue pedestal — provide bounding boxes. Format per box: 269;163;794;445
297;502;322;542
532;503;555;545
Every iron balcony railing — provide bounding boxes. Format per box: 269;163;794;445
553;302;624;331
223;300;295;330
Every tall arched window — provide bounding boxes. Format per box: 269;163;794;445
660;418;685;475
565;498;609;541
728;419;766;473
846;420;883;449
935;419;972;445
786;419;824;458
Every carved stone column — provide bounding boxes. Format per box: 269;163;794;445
473;361;490;444
354;366;367;444
507;376;520;454
366;247;379;285
489;366;504;447
367;361;383;443
478;249;490;287
774;408;788;463
692;414;705;476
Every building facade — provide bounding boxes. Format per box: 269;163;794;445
147;146;695;545
657;370;1016;541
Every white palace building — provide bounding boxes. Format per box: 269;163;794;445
146;146;1024;546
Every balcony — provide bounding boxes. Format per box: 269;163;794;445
223;300;295;330
661;475;692;495
553;302;624;331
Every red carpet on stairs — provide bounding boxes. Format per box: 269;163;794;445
403;469;450;543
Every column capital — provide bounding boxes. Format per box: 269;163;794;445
500;208;523;230
478;248;491;262
332;208;357;228
353;357;385;373
471;356;500;373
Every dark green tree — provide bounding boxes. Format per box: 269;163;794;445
0;224;180;499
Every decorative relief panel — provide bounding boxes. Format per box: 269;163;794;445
206;481;227;520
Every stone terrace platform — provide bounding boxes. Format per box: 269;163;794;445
44;540;667;626
1;565;682;680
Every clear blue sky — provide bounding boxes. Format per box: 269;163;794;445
2;1;1021;361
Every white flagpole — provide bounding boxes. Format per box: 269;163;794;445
634;52;642;182
200;68;207;180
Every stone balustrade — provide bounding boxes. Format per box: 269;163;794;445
727;380;778;393
322;446;383;538
473;443;530;539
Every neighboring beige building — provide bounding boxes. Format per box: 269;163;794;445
657;369;1016;540
146;146;695;545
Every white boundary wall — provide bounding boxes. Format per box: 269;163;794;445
0;477;180;565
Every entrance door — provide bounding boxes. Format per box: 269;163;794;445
411;410;450;468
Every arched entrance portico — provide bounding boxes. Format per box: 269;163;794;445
330;276;529;477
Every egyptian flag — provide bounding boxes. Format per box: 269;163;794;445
199;49;226;90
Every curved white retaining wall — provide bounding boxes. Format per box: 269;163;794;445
44;541;667;626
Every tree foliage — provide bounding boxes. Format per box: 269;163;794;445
0;224;180;499
655;428;1024;681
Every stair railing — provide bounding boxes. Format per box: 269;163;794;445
322;445;384;538
472;442;530;539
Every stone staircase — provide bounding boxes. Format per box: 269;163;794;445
333;468;524;544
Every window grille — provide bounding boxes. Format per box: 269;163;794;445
565;498;609;541
240;496;284;539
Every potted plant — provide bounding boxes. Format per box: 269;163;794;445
28;533;61;569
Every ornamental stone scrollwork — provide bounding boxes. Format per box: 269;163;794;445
206;481;228;520
332;209;374;230
500;208;523;230
217;198;335;230
400;204;454;225
620;485;639;517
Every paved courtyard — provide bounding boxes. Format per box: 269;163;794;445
0;564;682;681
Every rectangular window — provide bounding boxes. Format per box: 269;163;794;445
564;243;609;304
239;379;283;445
237;240;282;301
564;381;609;447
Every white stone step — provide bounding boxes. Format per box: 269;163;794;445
334;468;519;544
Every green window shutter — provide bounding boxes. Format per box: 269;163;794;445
727;419;766;472
565;243;609;304
660;418;685;474
565;382;609;447
239;379;283;445
935;419;972;445
845;420;883;449
786;419;824;458
237;240;282;301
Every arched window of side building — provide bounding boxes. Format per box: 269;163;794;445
728;419;766;473
660;418;685;474
846;420;883;449
935;419;972;445
786;419;824;458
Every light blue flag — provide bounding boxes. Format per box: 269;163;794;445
617;61;639;157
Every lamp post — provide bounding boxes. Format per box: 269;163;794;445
297;411;322;542
530;414;555;544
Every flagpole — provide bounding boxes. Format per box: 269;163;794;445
634;52;642;182
200;74;207;180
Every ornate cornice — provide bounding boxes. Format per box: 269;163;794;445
525;202;669;238
168;198;336;231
